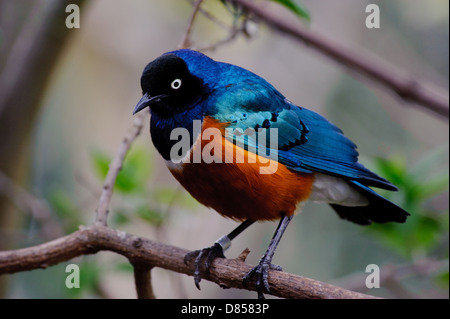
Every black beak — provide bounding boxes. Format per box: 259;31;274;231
133;93;167;115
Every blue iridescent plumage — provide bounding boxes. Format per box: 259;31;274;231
176;55;369;168
134;49;409;298
164;49;408;224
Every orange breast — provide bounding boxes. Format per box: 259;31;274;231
167;116;314;221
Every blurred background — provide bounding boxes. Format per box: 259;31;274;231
0;0;448;298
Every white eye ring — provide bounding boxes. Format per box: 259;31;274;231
171;79;182;90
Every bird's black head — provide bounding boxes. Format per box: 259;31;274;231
133;54;205;118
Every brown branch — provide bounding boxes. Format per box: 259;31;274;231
0;225;379;299
227;0;449;119
94;0;204;298
1;0;413;299
132;262;156;299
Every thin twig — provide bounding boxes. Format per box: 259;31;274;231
96;0;206;298
0;225;380;299
0;170;63;239
3;0;438;300
227;0;449;119
198;17;248;52
332;259;449;298
94;112;146;226
178;0;204;50
186;0;229;30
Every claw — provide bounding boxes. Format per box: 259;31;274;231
243;215;292;298
184;243;225;290
270;263;283;272
242;257;283;299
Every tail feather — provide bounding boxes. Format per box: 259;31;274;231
330;180;409;226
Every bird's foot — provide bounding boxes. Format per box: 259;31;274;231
184;243;225;290
242;256;283;299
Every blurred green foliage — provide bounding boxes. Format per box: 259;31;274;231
49;189;83;234
9;0;445;299
220;0;310;22
90;146;197;230
91;146;153;195
65;258;102;298
365;148;449;289
270;0;310;21
327;74;448;293
367;148;448;258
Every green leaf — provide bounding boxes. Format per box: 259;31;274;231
78;259;101;295
48;189;82;233
115;147;153;193
112;209;131;226
365;150;450;258
367;222;410;256
414;215;442;248
271;0;310;21
90;147;153;194
152;187;180;204
66;258;101;298
90;149;111;180
136;205;164;226
374;156;408;187
152;187;200;209
116;262;134;273
434;270;449;289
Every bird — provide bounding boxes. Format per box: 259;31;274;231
133;49;409;299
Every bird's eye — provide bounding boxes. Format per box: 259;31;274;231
171;79;182;90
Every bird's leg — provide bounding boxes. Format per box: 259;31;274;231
184;219;255;290
243;214;293;299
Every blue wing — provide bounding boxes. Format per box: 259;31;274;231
206;79;396;191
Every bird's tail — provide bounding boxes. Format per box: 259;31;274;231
330;180;409;225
